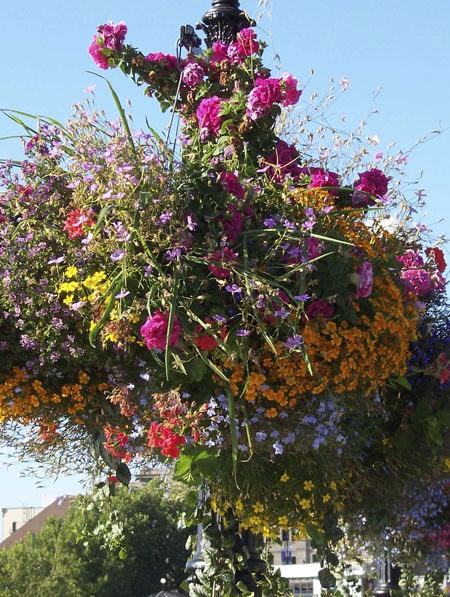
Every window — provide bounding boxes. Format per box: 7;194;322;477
292;581;314;595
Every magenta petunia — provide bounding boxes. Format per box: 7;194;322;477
219;205;244;243
210;41;230;65
354;261;374;299
88;21;127;69
397;250;424;269
219;171;245;199
88;39;110;70
141;310;182;350
280;73;302;106
99;21;127;50
401;268;433;296
230;27;259;60
196;96;223;138
300;167;340;196
246;77;282;120
352;168;390;207
305;299;335;320
182;61;206;87
146;52;178;71
207;247;239;279
264;140;300;182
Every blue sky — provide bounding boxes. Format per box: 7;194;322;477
1;0;449;518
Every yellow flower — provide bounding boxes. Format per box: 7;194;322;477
58;281;79;294
64;266;78;279
329;481;337;491
299;498;311;510
278;516;289;527
303;480;314;491
252;501;264;513
280;473;289;483
444;458;450;472
323;494;331;503
83;271;107;290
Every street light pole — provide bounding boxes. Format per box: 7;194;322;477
197;0;255;46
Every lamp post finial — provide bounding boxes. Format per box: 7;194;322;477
197;0;255;47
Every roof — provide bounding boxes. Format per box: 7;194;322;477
146;590;186;597
0;495;76;549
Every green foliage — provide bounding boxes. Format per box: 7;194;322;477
0;480;190;596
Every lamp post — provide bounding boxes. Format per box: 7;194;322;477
373;557;401;596
197;0;255;46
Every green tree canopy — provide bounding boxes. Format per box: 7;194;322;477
0;479;190;597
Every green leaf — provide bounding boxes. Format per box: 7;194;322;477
186;358;207;383
424;416;443;446
391;429;416;451
318;567;336;588
116;463;132;486
392;375;412;390
86;72;136;155
118;548;128;560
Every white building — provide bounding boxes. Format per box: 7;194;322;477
2;506;44;541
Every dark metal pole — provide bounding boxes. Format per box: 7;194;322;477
197;0;255;46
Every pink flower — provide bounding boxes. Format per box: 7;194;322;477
219;171;245;199
196;96;223;138
210;41;230;65
306;237;324;261
141;310;182;350
219;205;244;243
305;300;335;320
401;268;433;296
300;166;340;196
230;27;259;60
207;247;239;279
354;261;373;299
246;77;282;120
88;41;110;69
352;168;390;207
280;73;302;106
182;61;205;86
99;21;127;50
88;21;127;69
264;140;300;182
397;250;424;269
146;52;178;71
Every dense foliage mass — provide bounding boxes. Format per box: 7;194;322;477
0;16;448;595
0;481;190;596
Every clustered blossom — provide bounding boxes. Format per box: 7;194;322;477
63;207;97;239
147;421;185;458
219;171;246;199
352;167;390;206
210;28;259;64
182;61;205;86
0;19;447;580
196;95;223;139
246;74;302;120
146;52;178;71
354;261;374;299
140;311;182;350
88;21;127;70
398;249;446;296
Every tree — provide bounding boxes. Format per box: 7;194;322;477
0;480;190;597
